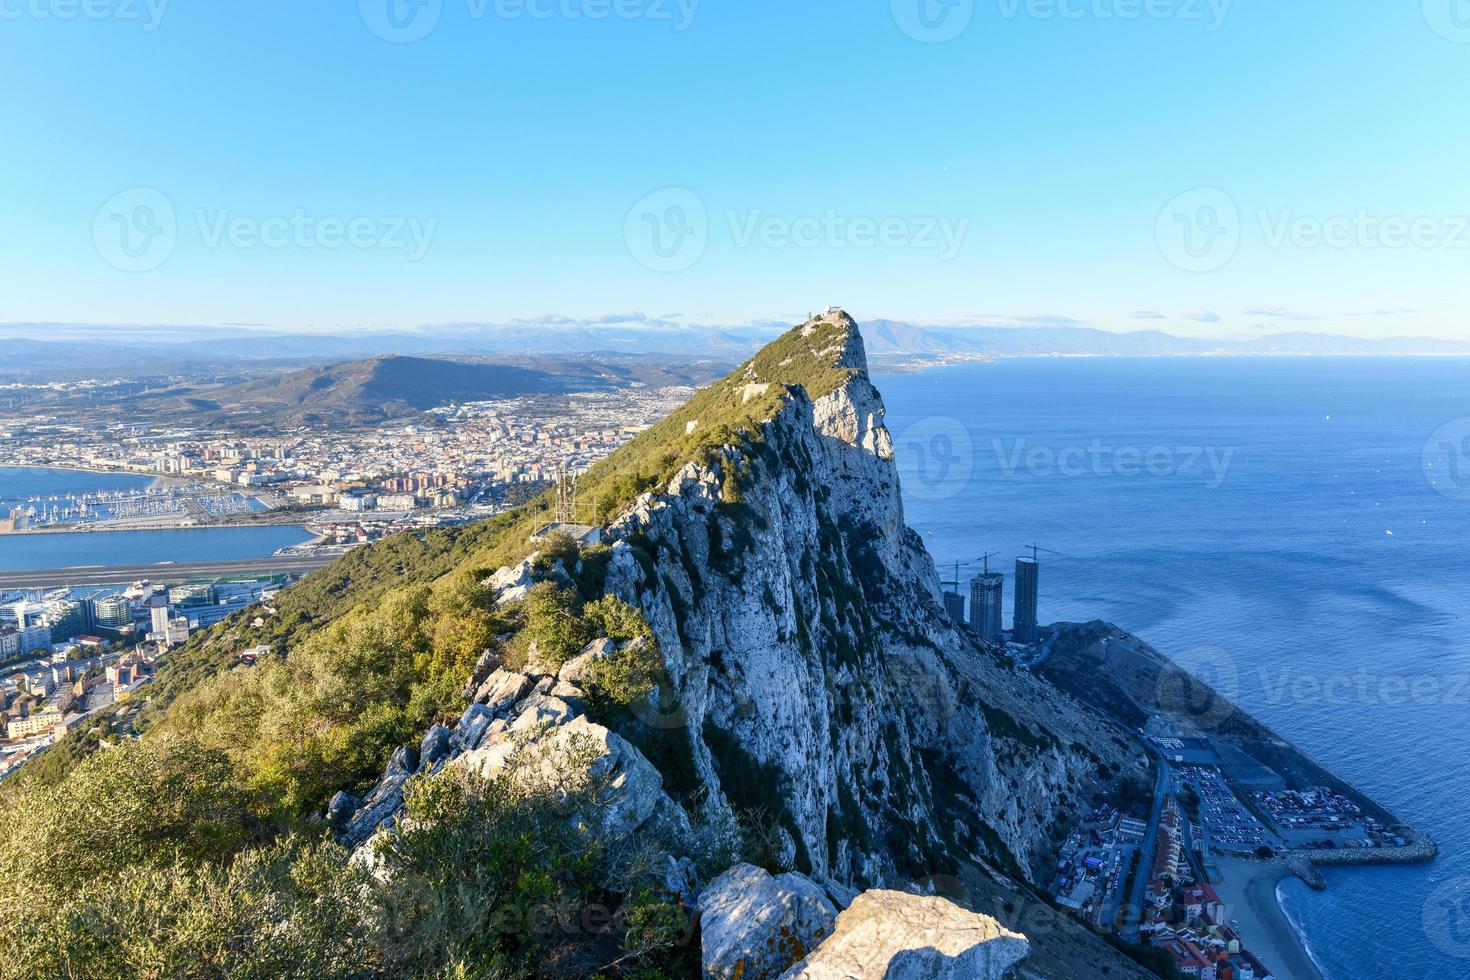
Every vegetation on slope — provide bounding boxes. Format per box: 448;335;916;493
0;728;697;979
0;535;707;978
0;313;871;977
154;570;508;815
485;311;861;543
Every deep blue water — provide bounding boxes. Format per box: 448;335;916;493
0;467;313;572
880;357;1470;980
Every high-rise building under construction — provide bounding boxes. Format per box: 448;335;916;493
1013;557;1040;644
970;572;1004;644
942;590;967;625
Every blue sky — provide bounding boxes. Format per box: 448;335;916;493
1;0;1466;338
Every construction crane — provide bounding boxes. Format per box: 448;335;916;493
940;555;1004;592
1020;544;1060;563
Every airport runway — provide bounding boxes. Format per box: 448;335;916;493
0;555;339;589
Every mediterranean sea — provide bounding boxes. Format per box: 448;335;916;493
881;357;1470;980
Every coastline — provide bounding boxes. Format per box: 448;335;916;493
1277;883;1334;980
1;462;218;489
0;461;160;480
1214;858;1325;980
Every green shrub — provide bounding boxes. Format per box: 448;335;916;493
583;596;654;646
0;835;375;980
0;735;256;907
531;531;582;577
0;730;696;980
585;640;662;713
524;582;595;668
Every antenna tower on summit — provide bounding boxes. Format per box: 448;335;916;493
555;466;578;525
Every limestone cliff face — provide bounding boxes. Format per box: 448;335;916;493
598;312;1141;891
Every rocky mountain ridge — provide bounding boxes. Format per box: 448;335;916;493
594;314;1146;887
334;311;1156;977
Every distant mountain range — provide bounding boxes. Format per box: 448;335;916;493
859;320;1470;359
155;356;584;430
2;319;1466;382
2;353;729;433
0;322;770;377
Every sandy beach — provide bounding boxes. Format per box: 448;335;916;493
1214;858;1325;980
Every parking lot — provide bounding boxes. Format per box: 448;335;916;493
1178;765;1279;854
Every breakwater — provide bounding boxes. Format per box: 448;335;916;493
1282;830;1438;891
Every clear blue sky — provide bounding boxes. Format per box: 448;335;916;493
1;0;1466;338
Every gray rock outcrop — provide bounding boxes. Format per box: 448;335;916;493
558;637;616;686
699;863;838;980
486;558;535;603
338;660;680;853
341;745;418;846
472;668;533;714
778;890;1029;980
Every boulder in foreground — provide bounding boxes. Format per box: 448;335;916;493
699;863;838;980
778;889;1029;980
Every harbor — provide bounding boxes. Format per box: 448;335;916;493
1;479;275;535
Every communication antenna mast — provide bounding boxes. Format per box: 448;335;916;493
554;466;577;525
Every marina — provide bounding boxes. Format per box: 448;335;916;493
0;466;316;578
2;475;268;534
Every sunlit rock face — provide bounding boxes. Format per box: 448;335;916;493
779;889;1030;980
339;313;1142;948
600;311;1140;893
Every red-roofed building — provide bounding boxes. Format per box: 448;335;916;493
1158;937;1217;979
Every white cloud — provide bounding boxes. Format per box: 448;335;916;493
1241;306;1322;321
